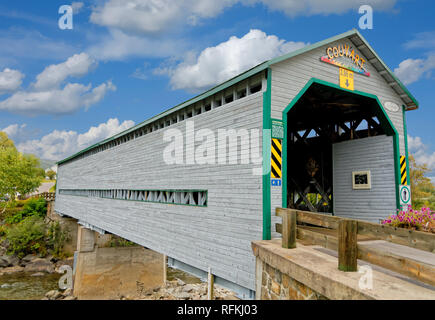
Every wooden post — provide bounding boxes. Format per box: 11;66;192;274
207;267;214;300
338;219;358;272
282;210;297;249
163;255;167;285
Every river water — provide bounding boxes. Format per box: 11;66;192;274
0;272;61;300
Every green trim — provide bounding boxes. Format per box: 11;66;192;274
59;188;208;208
281;78;401;211
262;68;272;240
58;29;417;166
402;105;410;185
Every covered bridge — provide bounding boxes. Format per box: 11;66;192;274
55;29;418;298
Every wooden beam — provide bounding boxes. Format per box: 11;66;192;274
358;244;435;287
281;210;296;249
277;208;339;229
357;221;435;253
207;267;214;300
338;220;358;272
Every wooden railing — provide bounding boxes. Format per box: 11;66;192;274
34;192;56;201
275;208;435;286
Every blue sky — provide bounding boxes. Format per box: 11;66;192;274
0;0;434;178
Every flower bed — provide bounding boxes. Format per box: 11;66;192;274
381;206;435;233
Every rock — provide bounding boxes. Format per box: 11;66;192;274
174;292;191;300
1;283;12;288
46;290;60;300
176;278;185;286
63;288;73;296
0;265;24;275
0;255;19;267
24;258;55;273
21;254;37;263
0;257;8;268
182;284;195;293
63;295;76;300
30;272;45;277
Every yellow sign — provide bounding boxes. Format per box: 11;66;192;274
339;68;354;90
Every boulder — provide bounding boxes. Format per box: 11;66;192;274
174;292;191;300
63;295;77;300
24;258;55;273
0;257;8;268
176;278;186;286
21;254;37;263
62;288;73;296
45;290;63;300
0;254;19;267
182;284;195;293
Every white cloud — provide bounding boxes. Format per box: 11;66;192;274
16;118;135;160
394;55;435;85
1;123;27;138
89;0;397;35
404;31;435;50
71;2;84;14
90;0;236;35
408;135;435;171
87;29;185;61
33;53;96;90
159;29;307;92
0;81;115;115
0;68;24;94
0;53;115;115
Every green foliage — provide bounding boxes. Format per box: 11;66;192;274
409;155;435;210
46;170;56;180
4;215;70;259
0;132;15;151
46;221;70;259
5;216;47;258
5;198;47;224
109;237;136;247
0;136;44;204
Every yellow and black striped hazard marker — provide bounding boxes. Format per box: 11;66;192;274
400;155;408;185
271;138;282;179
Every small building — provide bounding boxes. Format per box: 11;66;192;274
55;29;417;298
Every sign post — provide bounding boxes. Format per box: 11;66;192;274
399;184;411;211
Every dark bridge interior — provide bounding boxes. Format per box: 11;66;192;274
285;83;386;213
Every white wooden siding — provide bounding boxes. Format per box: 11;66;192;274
55;92;264;291
332;135;396;222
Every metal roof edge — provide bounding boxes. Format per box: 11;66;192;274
268;29;359;66
352;30;419;111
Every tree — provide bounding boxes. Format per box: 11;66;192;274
0;131;16;150
0;132;44;212
409;155;435;209
46;169;56;180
